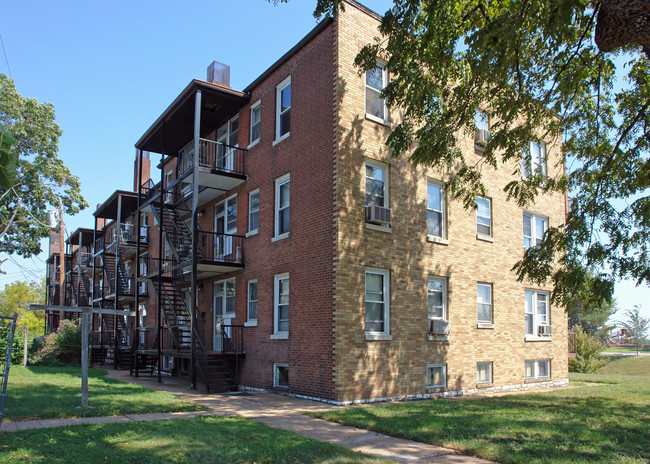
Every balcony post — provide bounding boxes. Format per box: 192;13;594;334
134;149;143;375
190;89;201;390
114;194;122;370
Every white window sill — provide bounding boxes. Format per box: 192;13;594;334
245;230;258;238
365;113;391;127
365;333;392;341
270;333;288;340
524;377;551;383
476;234;494;242
525;335;552;342
477;323;494;329
271;232;289;243
247;139;260;150
427;235;449;245
365;223;392;233
428;334;449;342
244;321;257;327
477;382;494;388
272;133;290;146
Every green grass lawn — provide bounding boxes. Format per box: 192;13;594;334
0;416;388;464
310;356;650;464
3;366;204;421
603;346;650;354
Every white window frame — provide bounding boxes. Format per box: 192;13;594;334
213;278;236;319
247;189;260;236
525;289;550;338
272;273;289;338
477;283;493;324
427;277;447;321
273;363;289;388
426;364;447;388
365;62;388;124
522;141;547;179
273;174;290;240
525;359;551;379
364;160;388;208
475;109;489;133
275;76;291;143
476;196;492;238
249;100;261;148
477;362;493;384
365;268;391;339
523;212;548;249
246;280;258;326
427;180;447;241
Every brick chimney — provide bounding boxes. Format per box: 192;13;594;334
134;151;151;192
207;61;230;87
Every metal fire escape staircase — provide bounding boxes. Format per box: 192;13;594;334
141;198;238;391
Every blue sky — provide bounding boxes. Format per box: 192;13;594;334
0;0;647;320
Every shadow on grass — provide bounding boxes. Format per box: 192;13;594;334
313;391;650;464
0;416;386;464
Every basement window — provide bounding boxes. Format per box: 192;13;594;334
274;363;289;388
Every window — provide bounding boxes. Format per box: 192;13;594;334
248;189;259;235
274;363;289;388
274;174;290;238
366;63;387;122
477;283;492;324
523;213;547;248
274;274;289;335
214;278;236;318
365;269;389;335
426;364;447;388
525;290;550;337
427;181;446;239
365;161;387;208
475;110;489;132
250;100;261;146
247;280;258;324
427;277;446;320
275;77;291;141
476;197;492;237
525;360;550;379
522;141;547;179
477;362;493;384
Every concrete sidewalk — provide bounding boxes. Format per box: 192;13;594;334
2;369;495;464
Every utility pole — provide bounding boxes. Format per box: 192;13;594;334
58;198;65;319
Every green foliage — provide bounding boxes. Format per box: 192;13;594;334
569;326;608;373
619;305;650;354
0;74;87;266
566;271;617;339
311;0;650;308
0;125;17;188
32;319;81;366
0;279;45;336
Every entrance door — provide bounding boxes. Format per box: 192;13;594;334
214;195;237;259
216;116;238;172
213;279;236;351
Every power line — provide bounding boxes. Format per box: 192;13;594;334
0;32;12;78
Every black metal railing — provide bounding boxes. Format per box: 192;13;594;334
78;252;93;267
178;139;245;177
141;179;159;202
221;324;244;354
198;232;244;265
114;223;150;246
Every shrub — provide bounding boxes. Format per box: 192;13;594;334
0;322;24;365
569;326;608;373
33;319;82;366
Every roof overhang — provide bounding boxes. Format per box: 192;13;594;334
135;80;249;156
94;190;139;220
65;228;97;246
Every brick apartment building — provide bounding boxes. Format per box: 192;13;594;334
46;0;568;404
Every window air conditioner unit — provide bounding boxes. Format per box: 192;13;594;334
365;205;391;226
429;319;451;335
538;325;552;337
475;129;490;147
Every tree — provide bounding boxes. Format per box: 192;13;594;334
0;125;17;188
0;74;87;270
566;270;617;340
0;279;46;336
305;0;650;308
619;305;650;354
568;325;608;373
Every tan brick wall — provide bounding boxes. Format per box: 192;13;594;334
333;1;568;403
